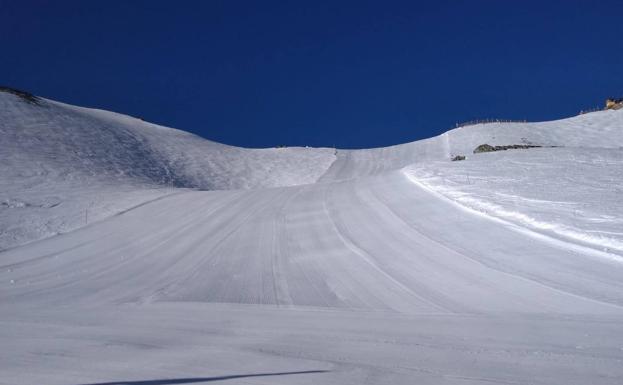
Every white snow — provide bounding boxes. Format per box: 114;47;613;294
404;147;623;259
2;89;623;384
0;93;336;250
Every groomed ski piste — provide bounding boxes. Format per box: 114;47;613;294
2;89;623;384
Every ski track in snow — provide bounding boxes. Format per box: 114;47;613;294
2;91;623;384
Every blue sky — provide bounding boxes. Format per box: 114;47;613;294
2;0;622;148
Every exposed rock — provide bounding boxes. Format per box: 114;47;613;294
605;98;623;110
473;143;543;154
473;144;496;153
0;86;41;105
451;155;466;161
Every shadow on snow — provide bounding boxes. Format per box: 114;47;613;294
71;370;329;385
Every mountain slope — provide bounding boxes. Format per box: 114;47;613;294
0;90;335;249
2;90;623;384
322;109;623;181
3;89;622;251
0;91;337;190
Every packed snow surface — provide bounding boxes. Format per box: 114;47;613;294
405;147;623;259
2;89;623;384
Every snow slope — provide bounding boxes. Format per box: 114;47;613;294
1;93;337;190
323;109;623;181
405;147;623;259
2;89;623;384
0;91;335;249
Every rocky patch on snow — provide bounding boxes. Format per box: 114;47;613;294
473;143;544;154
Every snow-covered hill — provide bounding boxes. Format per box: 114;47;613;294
5;88;621;190
2;88;623;385
0;91;335;249
0;91;337;190
3;88;622;251
322;109;623;180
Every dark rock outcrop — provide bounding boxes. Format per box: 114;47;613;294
473;143;543;154
0;86;41;105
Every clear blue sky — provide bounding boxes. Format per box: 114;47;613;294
2;0;622;148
